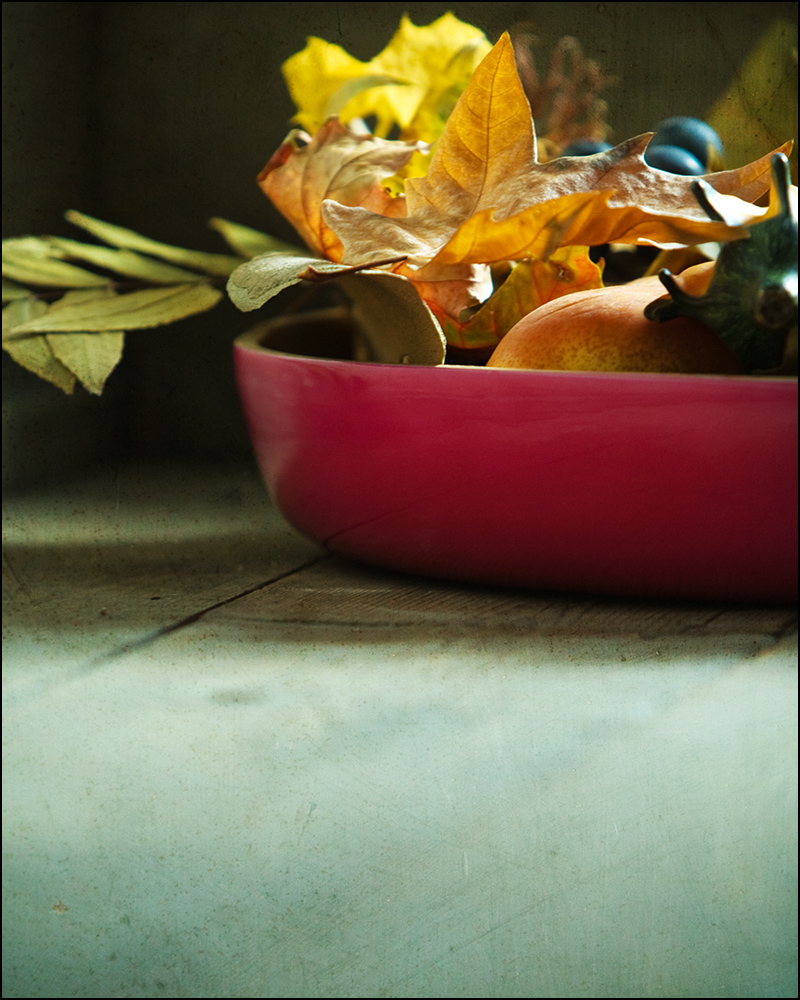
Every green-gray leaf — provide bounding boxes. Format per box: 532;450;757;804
2;299;76;393
208;218;303;259
5;283;223;337
3;237;108;287
46;330;124;395
227;252;349;312
2;278;33;302
46;237;206;284
65;211;244;278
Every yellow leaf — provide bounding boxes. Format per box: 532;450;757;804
283;36;371;135
364;14;492;138
283;14;491;141
405;32;537;223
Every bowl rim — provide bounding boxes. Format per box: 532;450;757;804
233;319;799;387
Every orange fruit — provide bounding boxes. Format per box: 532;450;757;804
486;262;742;375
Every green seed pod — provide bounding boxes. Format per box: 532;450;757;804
645;153;798;374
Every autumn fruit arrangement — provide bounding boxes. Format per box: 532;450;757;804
2;14;797;395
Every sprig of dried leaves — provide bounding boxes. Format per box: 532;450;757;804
1;214;272;394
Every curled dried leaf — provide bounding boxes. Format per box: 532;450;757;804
258;119;424;260
227;253;362;313
334;269;446;365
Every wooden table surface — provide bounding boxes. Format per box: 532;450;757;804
3;462;797;999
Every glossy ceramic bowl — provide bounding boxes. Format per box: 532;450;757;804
233;310;798;602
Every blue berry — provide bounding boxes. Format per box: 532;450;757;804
649;116;723;169
560;139;612;156
645;144;705;175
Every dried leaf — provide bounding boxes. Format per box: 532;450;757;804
2;299;76;393
391;260;494;322
228;252;446;364
46;330;124;395
257;119;423;260
321;34;790;277
297;256;408;282
5;283;223;337
65;211;243;278
334;270;446;365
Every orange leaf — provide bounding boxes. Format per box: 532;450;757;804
404;30;536;223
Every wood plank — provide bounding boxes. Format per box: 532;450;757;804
211;552;798;642
3;462;324;672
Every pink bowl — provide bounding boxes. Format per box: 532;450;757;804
233;310;798;602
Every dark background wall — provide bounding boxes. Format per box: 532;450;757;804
3;2;797;488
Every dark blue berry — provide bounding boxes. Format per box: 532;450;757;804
560;139;612;156
645;144;705;175
649;116;723;169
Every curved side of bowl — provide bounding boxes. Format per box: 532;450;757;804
233;320;798;602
